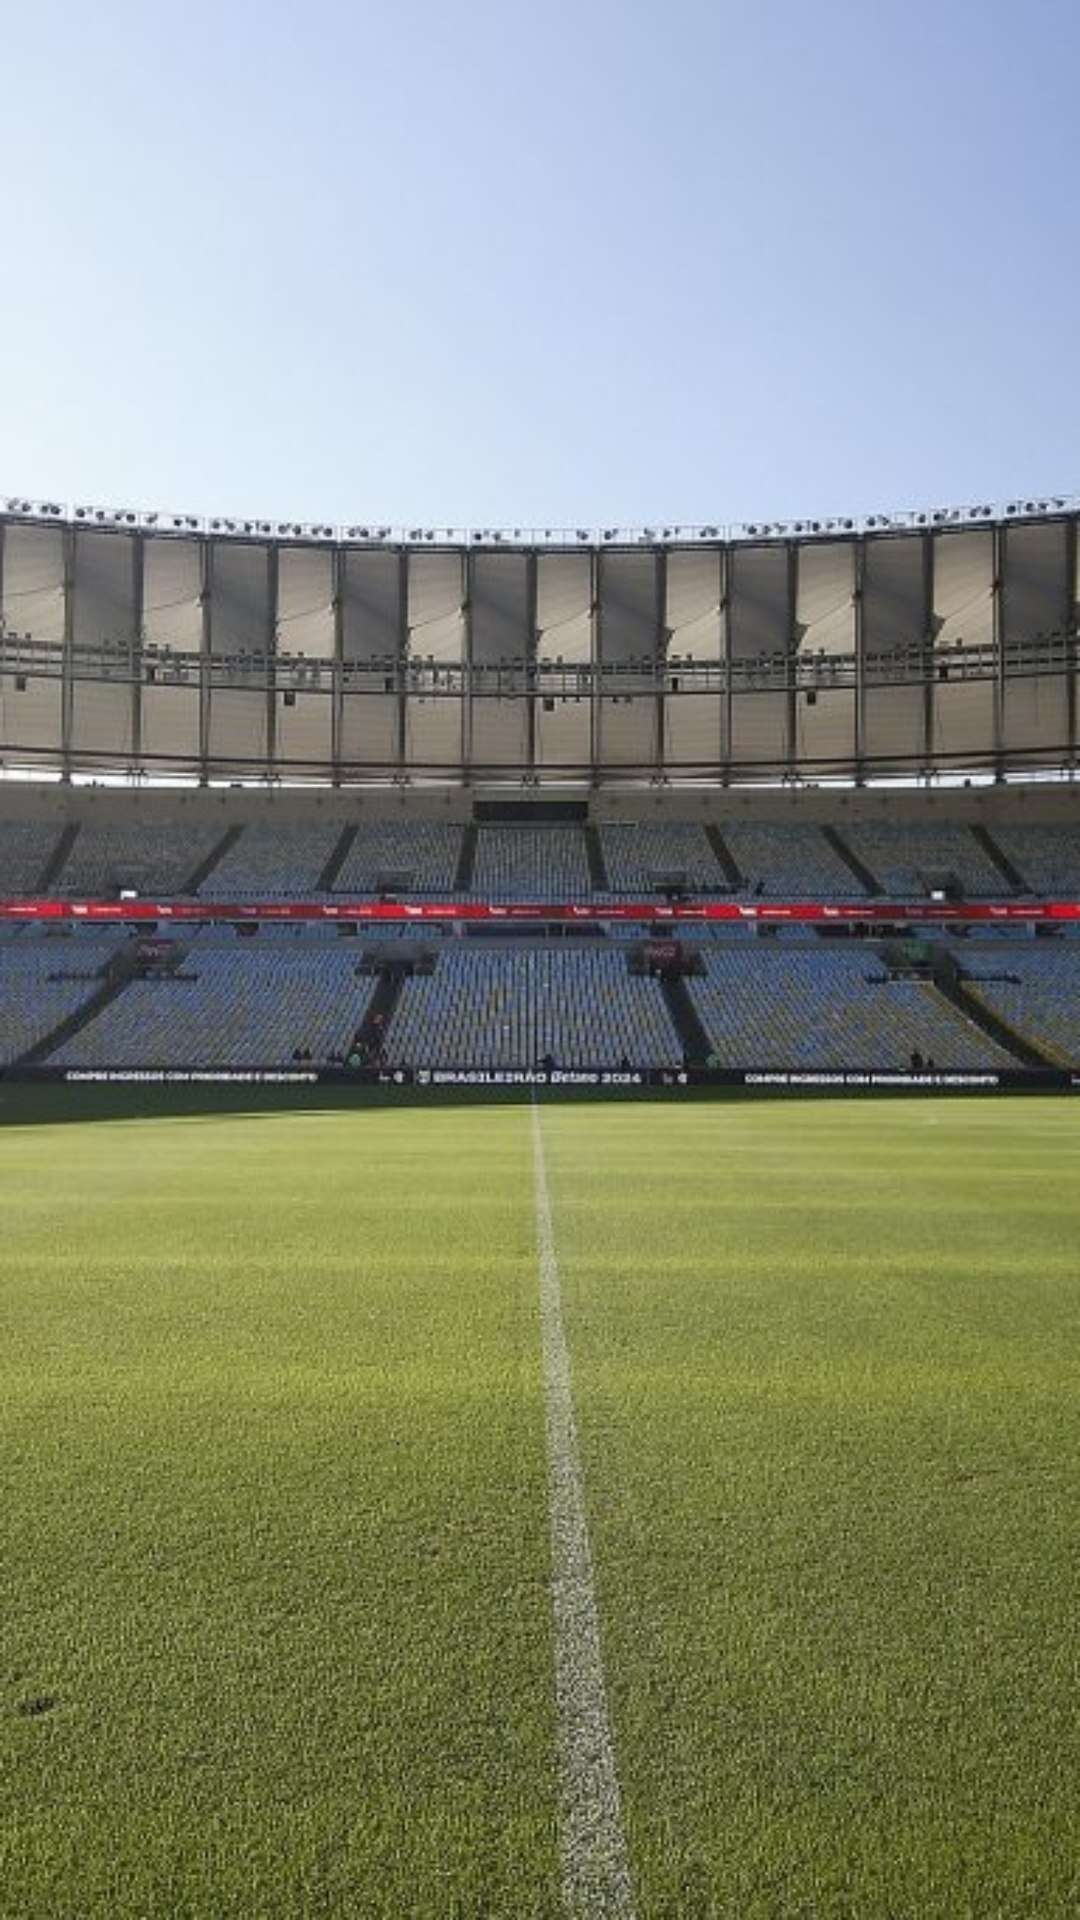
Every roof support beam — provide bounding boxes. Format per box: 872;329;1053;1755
853;537;866;785
60;524;75;782
1060;518;1068;779
130;533;144;774
463;549;475;785
525;547;538;775
198;541;212;786
655;545;668;779
330;547;344;786
395;547;408;777
993;523;1006;782
720;544;732;784
921;530;935;783
265;541;279;777
785;539;798;780
589;548;599;783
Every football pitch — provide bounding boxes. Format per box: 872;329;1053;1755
2;1089;1079;1918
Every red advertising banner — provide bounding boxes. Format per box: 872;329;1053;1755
1;898;1079;924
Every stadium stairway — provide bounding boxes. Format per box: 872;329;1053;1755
184;825;243;894
354;972;405;1060
317;823;358;893
821;825;880;896
660;975;711;1067
40;822;80;891
583;824;609;891
454;824;478;892
704;824;743;888
16;973;133;1067
932;973;1055;1068
970;824;1029;894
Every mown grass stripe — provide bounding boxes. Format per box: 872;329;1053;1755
531;1095;635;1919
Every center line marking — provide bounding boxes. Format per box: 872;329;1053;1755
531;1095;636;1919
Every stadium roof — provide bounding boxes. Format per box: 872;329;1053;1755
1;491;1077;789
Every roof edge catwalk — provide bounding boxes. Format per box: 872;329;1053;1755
2;490;1078;551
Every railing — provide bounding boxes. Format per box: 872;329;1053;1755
0;627;1074;697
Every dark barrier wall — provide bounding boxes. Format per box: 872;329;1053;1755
3;1066;1077;1094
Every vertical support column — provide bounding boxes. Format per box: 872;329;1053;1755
0;519;10;773
720;543;732;784
590;546;600;783
655;545;668;777
396;546;408;776
198;537;212;786
330;545;344;786
1060;518;1068;779
462;547;474;784
265;541;279;778
525;546;538;774
853;535;866;785
60;523;75;782
130;532;144;774
992;523;1006;781
785;539;798;779
921;529;935;783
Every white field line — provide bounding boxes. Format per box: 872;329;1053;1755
530;1096;636;1919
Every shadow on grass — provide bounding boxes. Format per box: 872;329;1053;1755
0;1078;1042;1129
0;1078;767;1130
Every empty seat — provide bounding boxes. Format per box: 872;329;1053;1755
687;946;1013;1068
386;948;683;1066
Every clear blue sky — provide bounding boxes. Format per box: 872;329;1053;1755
2;0;1077;530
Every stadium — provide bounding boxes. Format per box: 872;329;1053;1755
5;5;1080;1913
3;484;1080;1917
1;492;1078;1089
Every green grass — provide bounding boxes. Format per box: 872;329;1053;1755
2;1090;1079;1916
1;1100;558;1919
542;1099;1080;1918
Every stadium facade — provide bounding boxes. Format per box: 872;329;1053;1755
1;492;1077;788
